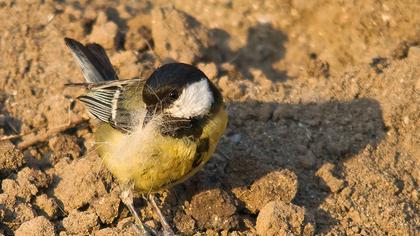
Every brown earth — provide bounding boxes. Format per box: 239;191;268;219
0;0;419;235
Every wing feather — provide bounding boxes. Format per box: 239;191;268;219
76;79;146;132
65;38;146;132
65;38;118;83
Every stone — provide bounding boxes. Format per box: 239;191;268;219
53;156;109;211
0;140;25;178
62;210;99;234
256;200;315;236
188;189;238;231
92;192;120;224
174;210;196;235
35;194;58;219
15;216;55;236
316;163;345;193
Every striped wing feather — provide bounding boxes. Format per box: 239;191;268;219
78;79;145;133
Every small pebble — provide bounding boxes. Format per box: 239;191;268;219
256;200;314;236
35;194;58;219
229;133;242;144
403;116;409;124
174;210;196;235
316;163;345;193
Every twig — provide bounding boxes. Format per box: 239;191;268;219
15;115;89;150
0;133;24;141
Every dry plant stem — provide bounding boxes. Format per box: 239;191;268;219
148;194;175;236
16;115;89;150
0;133;24;141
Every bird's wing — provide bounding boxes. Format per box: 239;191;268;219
77;79;146;133
64;37;118;83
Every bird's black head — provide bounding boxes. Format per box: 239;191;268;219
142;63;221;120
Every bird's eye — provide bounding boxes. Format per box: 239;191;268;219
169;90;179;100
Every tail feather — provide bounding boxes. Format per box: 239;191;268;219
64;37;118;83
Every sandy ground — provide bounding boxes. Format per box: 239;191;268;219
0;0;419;235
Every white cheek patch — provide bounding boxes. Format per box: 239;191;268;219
166;79;214;118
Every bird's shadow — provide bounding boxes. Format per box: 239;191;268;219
205;23;288;82
169;98;386;233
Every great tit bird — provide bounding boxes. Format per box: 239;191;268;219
64;38;228;235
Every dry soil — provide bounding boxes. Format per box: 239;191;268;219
0;1;419;235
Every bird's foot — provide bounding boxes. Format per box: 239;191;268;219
120;187;157;236
148;194;176;236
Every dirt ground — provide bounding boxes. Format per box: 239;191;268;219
0;0;419;235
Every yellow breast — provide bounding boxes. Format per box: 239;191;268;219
95;107;228;192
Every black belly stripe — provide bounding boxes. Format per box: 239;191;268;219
192;138;209;168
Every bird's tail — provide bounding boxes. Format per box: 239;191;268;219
64;37;118;83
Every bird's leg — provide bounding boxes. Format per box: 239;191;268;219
148;194;175;236
120;186;156;236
